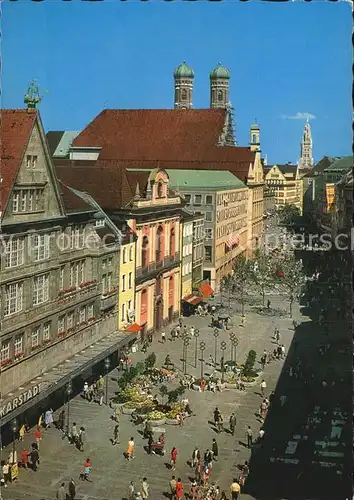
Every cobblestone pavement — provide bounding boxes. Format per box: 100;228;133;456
4;294;305;500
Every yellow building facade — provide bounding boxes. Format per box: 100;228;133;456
118;237;136;330
264;164;303;213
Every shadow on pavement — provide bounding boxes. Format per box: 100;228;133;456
243;246;353;500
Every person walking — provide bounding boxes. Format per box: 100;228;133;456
20;449;29;469
267;299;271;309
68;478;76;500
71;422;79;446
191;446;200;467
83;382;89;400
213;407;221;428
176;478;184;500
169;475;177;500
161;332;166;343
170;447;178;470
240;315;246;327
211;439;218;461
260;379;267;397
44;408;53;428
58;410;65;433
56;482;66;500
190;326;195;337
281;344;286;359
230;479;240;500
30;446;39;471
142;477;149;500
83;458;91;481
229;413;237;435
19;424;26;442
127;481;135;500
79;427;86;452
126;437;135;461
259;400;268;422
2;462;10;487
239;461;249;487
246;426;253;448
34;426;42;450
112;424;120;445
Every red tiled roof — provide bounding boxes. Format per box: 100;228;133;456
72;109;255;167
1;109;37;211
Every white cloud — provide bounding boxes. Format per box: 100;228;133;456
281;112;316;120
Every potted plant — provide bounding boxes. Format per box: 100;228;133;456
146;410;166;426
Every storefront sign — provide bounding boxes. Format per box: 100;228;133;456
0;384;41;418
11;463;18;481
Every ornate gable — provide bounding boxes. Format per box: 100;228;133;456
2;111;65;224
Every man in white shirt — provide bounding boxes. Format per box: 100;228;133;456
260;380;267;397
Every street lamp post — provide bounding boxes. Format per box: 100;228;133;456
104;357;111;405
181;332;188;372
183;338;190;375
213;329;219;366
220;341;227;383
11;418;17;462
200;341;206;379
66;379;73;437
232;338;239;365
194;330;200;368
229;332;236;363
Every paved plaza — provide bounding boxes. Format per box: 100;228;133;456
3;292;303;500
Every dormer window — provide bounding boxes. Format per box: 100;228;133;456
157;182;164;198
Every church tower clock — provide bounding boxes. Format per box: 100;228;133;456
174;62;194;109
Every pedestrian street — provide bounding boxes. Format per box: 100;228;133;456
4;294;304;500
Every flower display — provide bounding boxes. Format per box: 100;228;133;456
146;410;166;420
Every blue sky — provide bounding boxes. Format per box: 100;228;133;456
2;1;352;164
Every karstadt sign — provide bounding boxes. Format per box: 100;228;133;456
0;384;41;418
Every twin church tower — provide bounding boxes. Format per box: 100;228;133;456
174;62;230;110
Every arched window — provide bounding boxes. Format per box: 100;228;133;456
122;247;127;263
169;228;175;256
217;90;223;102
157;182;163;198
181;89;187;100
141;235;149;268
156;226;163;262
252;134;257;144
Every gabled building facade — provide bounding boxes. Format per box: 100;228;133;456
0;110;123;399
264;164;303;213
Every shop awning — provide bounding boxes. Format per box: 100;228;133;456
125;323;141;333
226;235;239;249
183;294;203;306
200;283;214;299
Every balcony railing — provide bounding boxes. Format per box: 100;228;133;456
136;252;180;282
100;290;117;311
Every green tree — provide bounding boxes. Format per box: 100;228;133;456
243;350;257;376
145;352;156;371
159;385;168;405
250;248;276;306
220;274;233;310
232;255;253;316
277;204;301;230
167;386;185;405
275;252;306;317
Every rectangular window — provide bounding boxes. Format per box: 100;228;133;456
79;307;86;324
70;260;85;286
58;316;65;334
205;246;212;261
87;304;94;319
14;335;23;356
43;322;51;342
31;327;40;348
205;212;212;222
206;195;213;205
1;342;10;363
67;312;74;330
205;228;213;239
4;282;23;316
21;191;27;212
5;238;24;268
123;248;127;263
26;155;37;169
108;256;113;266
28;190;34;211
194;195;202;206
102;274;107;295
33;234;50;261
128;272;132;289
121;303;126;323
108;272;112;291
184;194;191;204
128;300;132;311
33;274;49;306
129;246;133;261
59;265;65;290
12;193;19;213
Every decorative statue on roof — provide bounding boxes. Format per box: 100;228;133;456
24;80;42;109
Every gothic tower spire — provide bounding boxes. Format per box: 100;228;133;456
298;118;314;169
210;63;230;109
174;62;194;109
